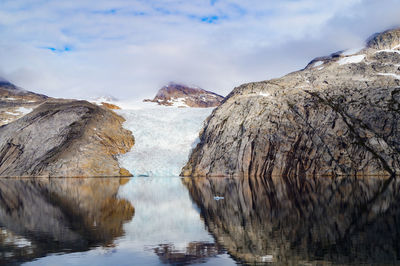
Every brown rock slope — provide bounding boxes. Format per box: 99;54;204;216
182;28;400;178
144;82;224;107
0;99;134;177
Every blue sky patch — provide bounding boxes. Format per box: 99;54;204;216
200;15;219;24
41;45;73;53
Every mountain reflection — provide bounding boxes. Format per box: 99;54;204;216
152;242;225;265
0;178;134;264
184;175;400;264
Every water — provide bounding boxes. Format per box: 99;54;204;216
1;177;233;266
1;175;400;265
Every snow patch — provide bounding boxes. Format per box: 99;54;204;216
378;73;400;79
16;107;33;115
342;47;364;56
168;97;189;107
258;92;270;97
312;61;323;67
317;67;324;70
375;49;400;55
337;54;365;65
5;111;17;115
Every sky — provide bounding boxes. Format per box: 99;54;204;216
0;0;399;100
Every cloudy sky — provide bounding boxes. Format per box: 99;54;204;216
0;0;399;100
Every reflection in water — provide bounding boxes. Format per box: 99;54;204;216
0;178;134;265
2;175;398;265
116;177;232;265
151;242;224;265
184;175;400;264
5;177;235;266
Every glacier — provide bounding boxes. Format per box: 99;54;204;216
116;102;213;177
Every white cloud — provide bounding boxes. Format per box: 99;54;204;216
0;0;399;99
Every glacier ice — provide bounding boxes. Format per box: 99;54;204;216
116;103;213;177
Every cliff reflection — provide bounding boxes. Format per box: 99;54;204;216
0;178;134;264
184;175;400;264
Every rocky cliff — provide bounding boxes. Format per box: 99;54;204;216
144;82;224;107
182;28;400;178
0;98;134;177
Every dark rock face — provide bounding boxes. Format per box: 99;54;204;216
0;178;134;264
144;82;224;107
0;100;134;177
184;175;400;264
182;28;400;178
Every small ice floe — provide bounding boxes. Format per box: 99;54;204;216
260;255;273;262
378;73;400;79
214;196;224;201
337;54;365;65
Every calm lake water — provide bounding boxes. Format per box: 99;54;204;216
1;175;400;265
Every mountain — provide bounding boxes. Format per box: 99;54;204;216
182;28;400;178
144;82;224;107
0;81;134;177
0;79;48;101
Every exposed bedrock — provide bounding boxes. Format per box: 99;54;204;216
0;100;134;177
182;28;400;177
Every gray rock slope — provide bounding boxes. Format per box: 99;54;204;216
0;100;134;177
182;28;400;178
